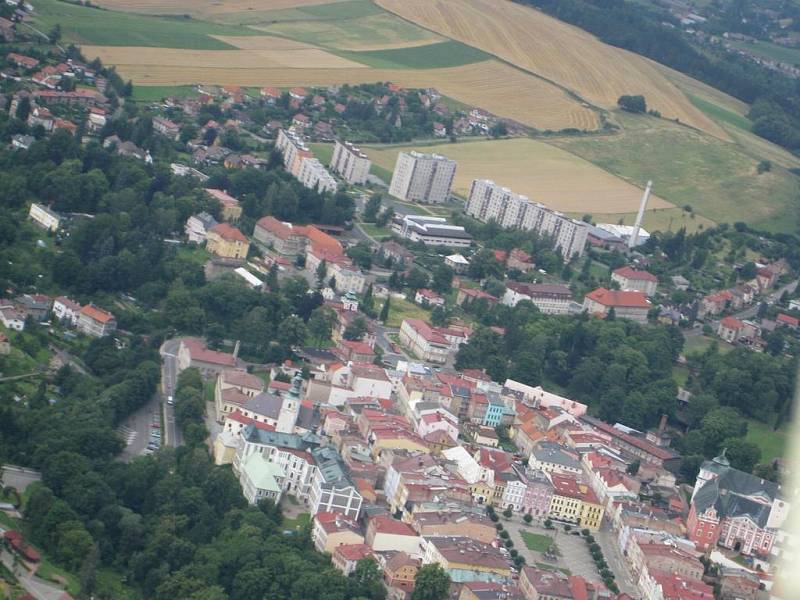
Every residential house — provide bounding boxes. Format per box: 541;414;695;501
205;188;242;221
15;294;52;321
700;290;733;318
365;515;421;555
53;296;83;327
152;116;181;140
415;288;445;308
410;511;496;544
253;216;309;256
582;288;651;323
518;468;554;519
460;582;525;600
456;287;498;308
518;566;574;600
642;570;714;600
507;249;535;272
445;254;470;273
582;417;680;471
529;442;582;476
399;318;468;364
331;543;372;576
311;512;364;553
185;212;219;243
76;305;116;337
421;536;511;583
612;266;658;296
28;202;61;231
548;473;605;531
0;305;24;331
383;552;420;597
719;567;761;600
503;282;572;315
379;240;414;268
717;316;745;343
206;223;250;260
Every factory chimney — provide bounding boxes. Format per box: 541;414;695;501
628;180;652;249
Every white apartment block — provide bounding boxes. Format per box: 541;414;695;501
298;157;338;194
28;202;61;231
330;140;371;185
466;179;588;258
276;128;313;177
389;151;457;204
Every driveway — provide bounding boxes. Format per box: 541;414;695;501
1;549;66;600
0;466;41;493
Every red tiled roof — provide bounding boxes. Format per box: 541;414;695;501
227;409;275;431
210;223;248;243
613;266;658;282
205;188;239;208
777;313;799;327
370;516;418;536
334;543;371;561
182;337;237;367
550;473;600;504
403;318;448;345
80;304;114;323
585;287;650;309
720;316;744;330
261;86;281;97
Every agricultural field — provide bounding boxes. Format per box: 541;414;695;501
364;137;675;215
551;112;800;233
336;40;491;70
577;207;713;234
32;0;261;49
250;2;442;50
377;0;728;138
90;0;354;17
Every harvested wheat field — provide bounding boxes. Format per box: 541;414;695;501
83;44;368;70
90;0;348;16
377;0;729;139
210;35;318;50
101;57;599;131
364;138;674;214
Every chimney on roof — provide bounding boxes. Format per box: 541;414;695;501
658;414;668;433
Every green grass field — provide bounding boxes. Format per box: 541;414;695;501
339;40;491;69
281;512;311;531
745;418;789;463
729;40;800;66
552;112;800;233
253;8;439;50
521;531;554;553
384;296;431;328
310;143;334;165
687;93;752;131
358;222;391;240
33;0;259;48
131;85;199;102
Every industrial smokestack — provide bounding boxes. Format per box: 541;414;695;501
628;180;652;249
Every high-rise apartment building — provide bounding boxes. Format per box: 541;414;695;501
389;151;457;204
330;140;371;185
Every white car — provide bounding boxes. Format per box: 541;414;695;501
167;395;174;405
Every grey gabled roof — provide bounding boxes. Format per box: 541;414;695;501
242;425;320;450
694;460;781;528
243;392;283;420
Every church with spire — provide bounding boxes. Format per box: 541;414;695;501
687;450;788;556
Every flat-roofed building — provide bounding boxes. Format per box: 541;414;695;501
389;151;456;204
330;140;371;185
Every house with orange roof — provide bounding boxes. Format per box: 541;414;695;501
700;289;733;317
776;312;799;330
365;515;421;555
331;543;372;576
206;223;249;259
548;472;605;531
253;216;308;256
260;86;281;103
312;512;364;553
612;266;658;296
204;188;242;221
289;87;308;100
76;304;116;337
582;287;651;323
717;316;745;343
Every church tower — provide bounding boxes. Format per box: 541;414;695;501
276;372;302;433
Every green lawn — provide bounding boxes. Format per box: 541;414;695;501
729;40;800;66
745;418;789;463
37;558;80;597
369;162;393;184
281;512;311;531
384;296;431;328
551;112;800;233
520;531;554;553
131;85;199;103
683;334;733;356
33;0;259;48
358;222;390;240
338;40;491;69
672;365;690;387
309;143;334;166
687;93;752;131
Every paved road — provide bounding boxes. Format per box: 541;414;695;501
160;338;183;448
118;338;184;460
596;523;638;596
0;466;41;493
1;549;66;600
49;344;88;375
